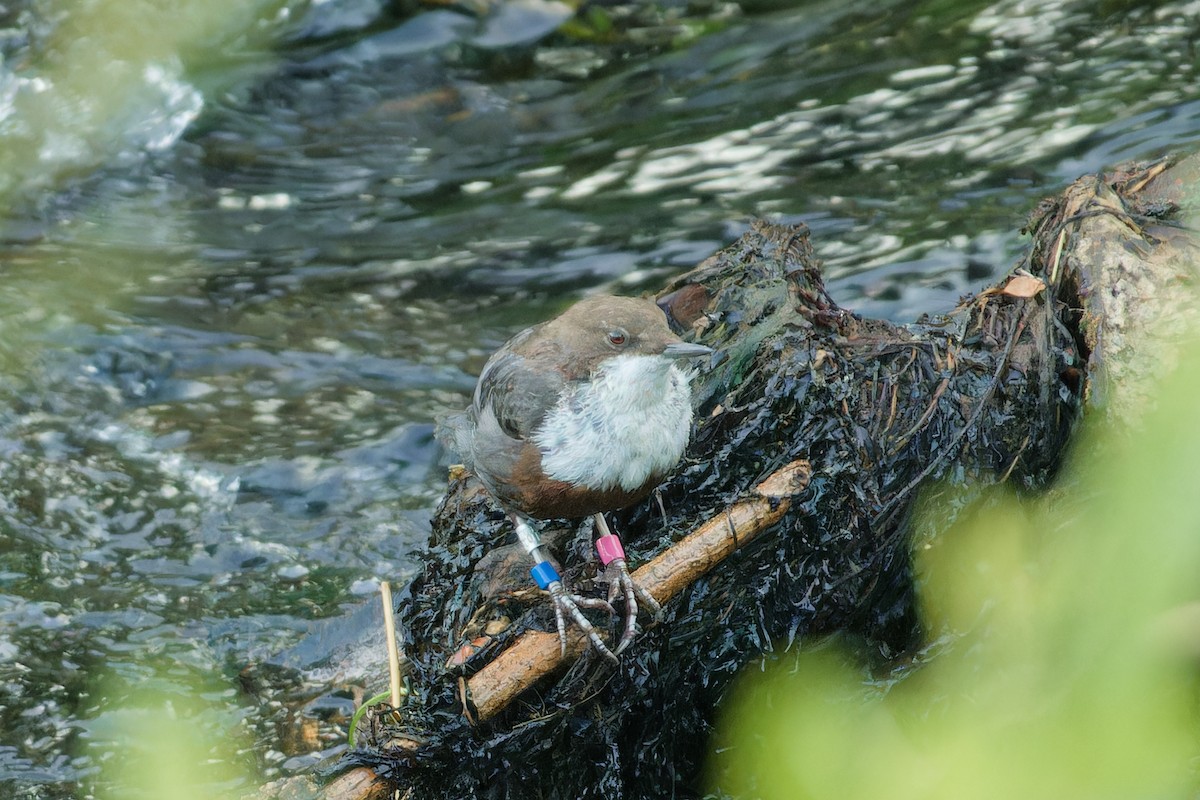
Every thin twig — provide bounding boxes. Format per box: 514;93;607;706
873;308;1031;532
380;581;404;709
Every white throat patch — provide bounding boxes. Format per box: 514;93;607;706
532;354;695;492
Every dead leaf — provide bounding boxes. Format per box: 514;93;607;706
1001;274;1046;298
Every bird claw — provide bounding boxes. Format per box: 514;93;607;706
604;558;662;654
547;581;618;664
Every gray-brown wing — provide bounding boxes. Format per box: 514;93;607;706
462;326;567;504
471;326;565;440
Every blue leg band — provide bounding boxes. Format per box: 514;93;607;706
530;561;560;590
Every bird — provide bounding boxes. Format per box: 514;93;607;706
439;295;712;662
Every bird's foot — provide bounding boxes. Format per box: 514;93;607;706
546;581;618;664
602;557;662;653
593;525;662;654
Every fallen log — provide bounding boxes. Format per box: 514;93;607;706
253;154;1200;800
1037;155;1200;423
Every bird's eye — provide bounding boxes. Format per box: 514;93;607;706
607;329;628;346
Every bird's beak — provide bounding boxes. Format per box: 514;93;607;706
662;341;714;359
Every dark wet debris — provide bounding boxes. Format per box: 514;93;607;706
271;156;1200;799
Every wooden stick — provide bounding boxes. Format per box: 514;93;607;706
252;767;389;800
380;581;404;709
466;459;812;722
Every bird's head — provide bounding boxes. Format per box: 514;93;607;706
542;295;712;380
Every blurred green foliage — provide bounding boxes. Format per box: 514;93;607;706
85;666;254;800
713;344;1200;798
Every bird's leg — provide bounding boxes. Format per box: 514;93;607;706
511;515;617;664
593;513;663;654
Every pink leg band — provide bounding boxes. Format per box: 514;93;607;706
595;534;625;565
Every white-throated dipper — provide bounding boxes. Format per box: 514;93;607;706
440;295;712;662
